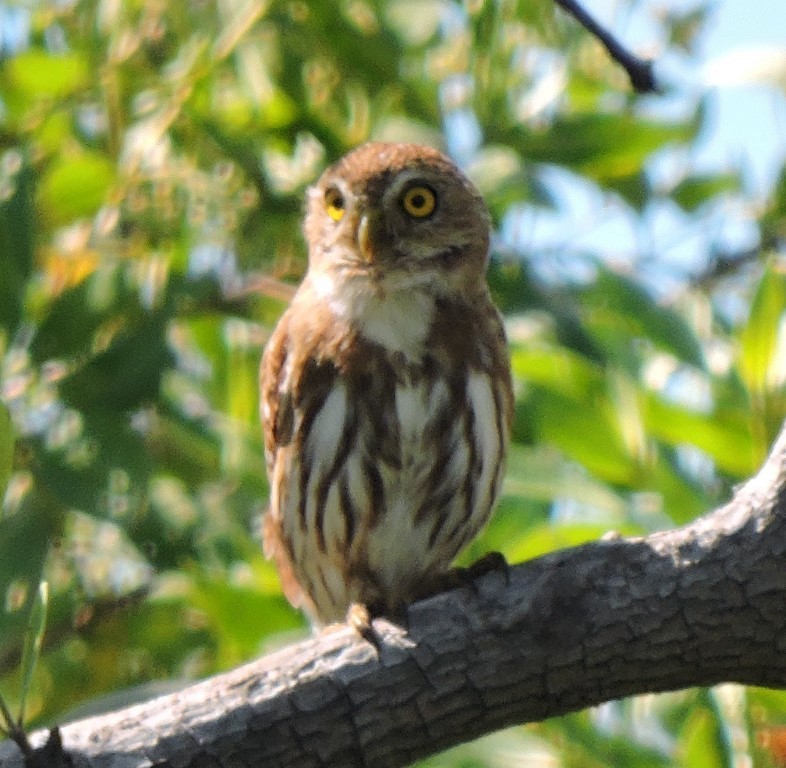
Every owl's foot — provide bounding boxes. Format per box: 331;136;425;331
346;602;384;654
462;550;511;586
414;551;511;603
450;550;511;597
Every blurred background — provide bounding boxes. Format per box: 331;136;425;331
1;0;786;765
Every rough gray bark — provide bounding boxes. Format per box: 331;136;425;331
3;425;786;768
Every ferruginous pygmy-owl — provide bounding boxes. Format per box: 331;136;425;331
260;142;513;626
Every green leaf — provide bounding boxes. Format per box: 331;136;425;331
37;153;115;226
506;521;620;562
81;410;152;483
649;452;709;525
0;695;13;734
762;166;786;243
584;267;705;368
527;387;639;485
0;402;14;501
489;112;697;181
643;393;757;478
678;706;727;768
510;344;605;401
30;408;153;519
4;50;89;99
488;260;605;363
542;710;673;768
605;171;651;211
517;359;650;488
739;262;786;396
503;445;628;520
17;581;49;725
59;316;173;412
30;266;142;363
190;577;303;663
33;445;106;513
145;406;222;487
0;494;60;657
0;161;35;335
672;172;740;211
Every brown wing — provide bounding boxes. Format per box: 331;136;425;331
260;312;294;474
259;312;312;613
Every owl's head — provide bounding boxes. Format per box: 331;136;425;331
303;142;491;294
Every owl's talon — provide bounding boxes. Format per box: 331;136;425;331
414;551;511;603
466;550;510;586
346;602;383;654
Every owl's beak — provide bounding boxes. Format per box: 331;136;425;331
356;212;380;263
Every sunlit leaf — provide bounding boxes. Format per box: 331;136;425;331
527;387;639;485
643;393;758;478
749;687;786;767
510;344;605;401
677;707;727;768
503;444;627;519
4;50;88;99
190;577;304;666
506;522;618;562
37;153;115;226
739;262;786;396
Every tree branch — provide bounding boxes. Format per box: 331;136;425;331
553;0;658;93
3;426;786;767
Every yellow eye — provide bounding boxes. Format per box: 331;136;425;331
401;184;437;219
325;187;345;221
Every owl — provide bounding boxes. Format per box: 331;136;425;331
260;142;513;626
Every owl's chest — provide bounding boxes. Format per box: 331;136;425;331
385;375;448;475
353;290;435;360
311;270;437;362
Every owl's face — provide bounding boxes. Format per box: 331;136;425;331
303;143;491;294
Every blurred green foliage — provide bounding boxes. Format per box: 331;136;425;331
1;0;786;766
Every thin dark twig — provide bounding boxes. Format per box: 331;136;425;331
0;698;33;761
691;244;763;288
552;0;658;93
